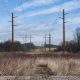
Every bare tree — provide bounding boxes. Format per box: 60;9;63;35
75;28;80;44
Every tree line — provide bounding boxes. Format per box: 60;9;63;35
0;41;35;52
0;28;79;53
57;27;80;53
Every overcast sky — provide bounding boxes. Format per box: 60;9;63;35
0;0;80;45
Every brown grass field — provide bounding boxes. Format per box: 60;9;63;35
0;52;80;76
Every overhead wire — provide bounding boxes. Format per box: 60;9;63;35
52;0;64;26
0;5;9;21
1;0;10;16
45;0;65;33
0;0;13;41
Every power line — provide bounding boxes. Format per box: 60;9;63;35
1;0;10;16
0;2;10;22
52;0;64;25
20;0;25;14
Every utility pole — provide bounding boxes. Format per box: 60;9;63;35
30;34;32;43
12;12;14;51
44;34;46;52
25;34;33;43
6;33;8;50
23;36;25;44
49;33;51;52
47;33;52;52
25;35;27;43
29;34;33;43
63;9;66;53
46;33;52;52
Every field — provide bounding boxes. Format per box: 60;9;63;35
0;52;80;76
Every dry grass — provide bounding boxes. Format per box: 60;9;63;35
0;52;80;76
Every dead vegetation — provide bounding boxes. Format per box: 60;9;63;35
0;52;80;76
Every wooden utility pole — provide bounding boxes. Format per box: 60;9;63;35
24;35;33;43
28;34;33;43
48;33;51;52
23;36;25;44
63;9;66;53
12;12;14;51
6;33;8;50
30;34;32;43
44;34;46;52
25;35;27;43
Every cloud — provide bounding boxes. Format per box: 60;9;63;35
1;0;80;45
14;0;55;12
68;17;80;25
62;0;80;11
24;0;80;17
26;6;59;17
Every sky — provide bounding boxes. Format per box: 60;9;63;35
0;0;80;45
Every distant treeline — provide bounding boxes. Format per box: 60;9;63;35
0;28;79;53
57;40;80;53
0;40;80;53
0;41;35;52
57;28;80;53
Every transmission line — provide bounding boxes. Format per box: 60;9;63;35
1;0;10;16
53;0;65;25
